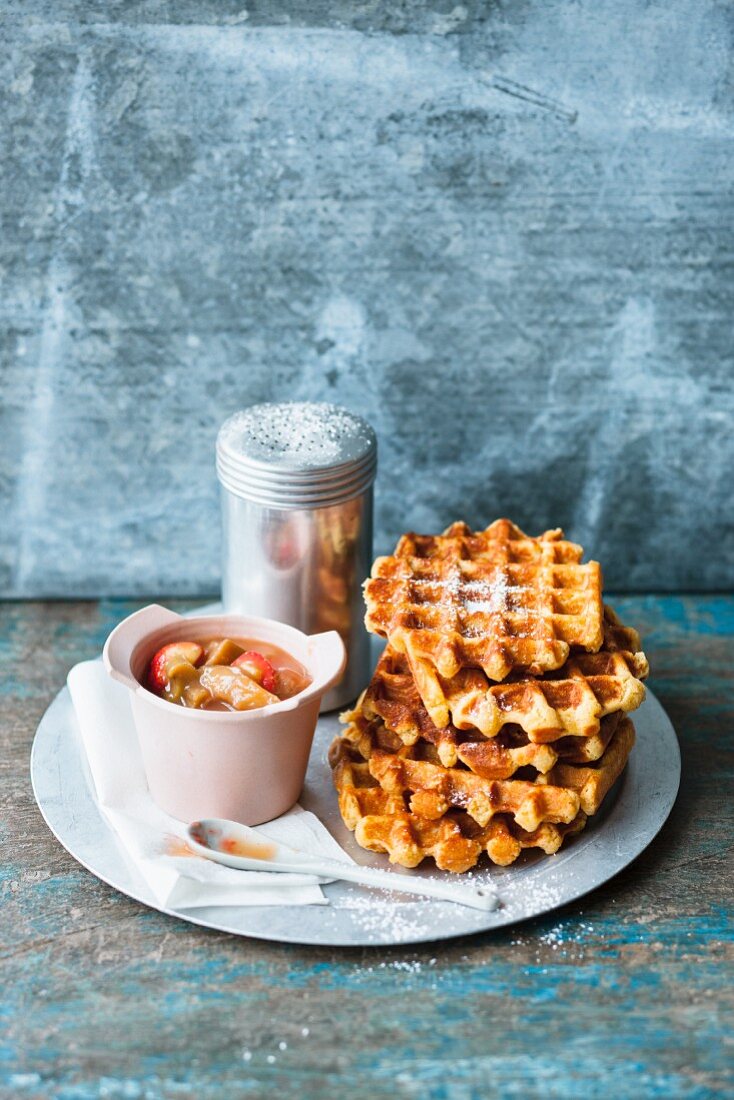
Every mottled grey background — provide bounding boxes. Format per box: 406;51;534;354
2;1;733;596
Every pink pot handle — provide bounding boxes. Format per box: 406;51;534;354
299;630;347;704
103;604;183;690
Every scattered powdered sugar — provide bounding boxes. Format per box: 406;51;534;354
219;402;374;469
498;869;566;913
461;573;512;615
349;957;440;984
509;912;599;962
242;1028;311;1067
336;891;441;942
318;854;582;945
537;919;596;949
411;570;536;621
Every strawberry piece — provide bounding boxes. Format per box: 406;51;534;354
147;642;203;694
232;650;277;694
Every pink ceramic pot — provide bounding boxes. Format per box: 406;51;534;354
103;605;346;825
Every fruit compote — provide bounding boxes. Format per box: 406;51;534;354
144;637;311;711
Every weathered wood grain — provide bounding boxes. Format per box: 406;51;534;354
1;597;732;1098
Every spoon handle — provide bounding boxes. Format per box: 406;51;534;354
290;857;499;911
186;821;499;911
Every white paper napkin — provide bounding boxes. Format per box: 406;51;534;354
67;660;352;909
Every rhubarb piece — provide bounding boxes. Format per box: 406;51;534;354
199;665;279;711
180;677;213;709
274;667;308;699
202;638;245;667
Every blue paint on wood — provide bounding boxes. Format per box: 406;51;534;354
2;595;732;1096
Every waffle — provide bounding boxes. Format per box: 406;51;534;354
452;716;621;774
333;723;572;833
330;716;635;870
364;519;604;683
341;701;553;777
344;692;623;776
535;716;636;814
337;711;634;827
363;604;647;746
329;737;589;871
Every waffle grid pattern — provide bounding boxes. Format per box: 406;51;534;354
364;519;604;682
334;518;644;872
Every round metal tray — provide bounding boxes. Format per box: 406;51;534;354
31;674;680;946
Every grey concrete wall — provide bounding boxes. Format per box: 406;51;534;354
2;1;733;596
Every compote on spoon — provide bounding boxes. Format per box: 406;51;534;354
187;818;499;912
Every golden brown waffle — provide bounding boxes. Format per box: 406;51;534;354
340;702;556;777
329;717;635;871
536;716;636;814
372;717;633;824
445;711;622;775
343;693;622;776
329;737;589;872
364;519;604;683
363;605;647;745
337;720;580;832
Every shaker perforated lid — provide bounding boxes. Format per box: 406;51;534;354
216;402;377;507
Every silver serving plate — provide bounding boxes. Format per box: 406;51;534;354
31;674;680;946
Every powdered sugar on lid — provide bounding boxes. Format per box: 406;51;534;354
218;402;376;471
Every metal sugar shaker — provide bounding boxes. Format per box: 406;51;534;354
216;402;377;711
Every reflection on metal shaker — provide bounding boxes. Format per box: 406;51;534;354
216;403;377;711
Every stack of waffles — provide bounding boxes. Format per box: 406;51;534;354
329;519;648;873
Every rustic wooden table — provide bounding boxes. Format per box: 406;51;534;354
2;597;732;1099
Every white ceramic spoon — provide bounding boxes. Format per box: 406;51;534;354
187;818;500;912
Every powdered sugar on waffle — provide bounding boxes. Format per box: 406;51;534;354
415;571;516;614
412;570;537;637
